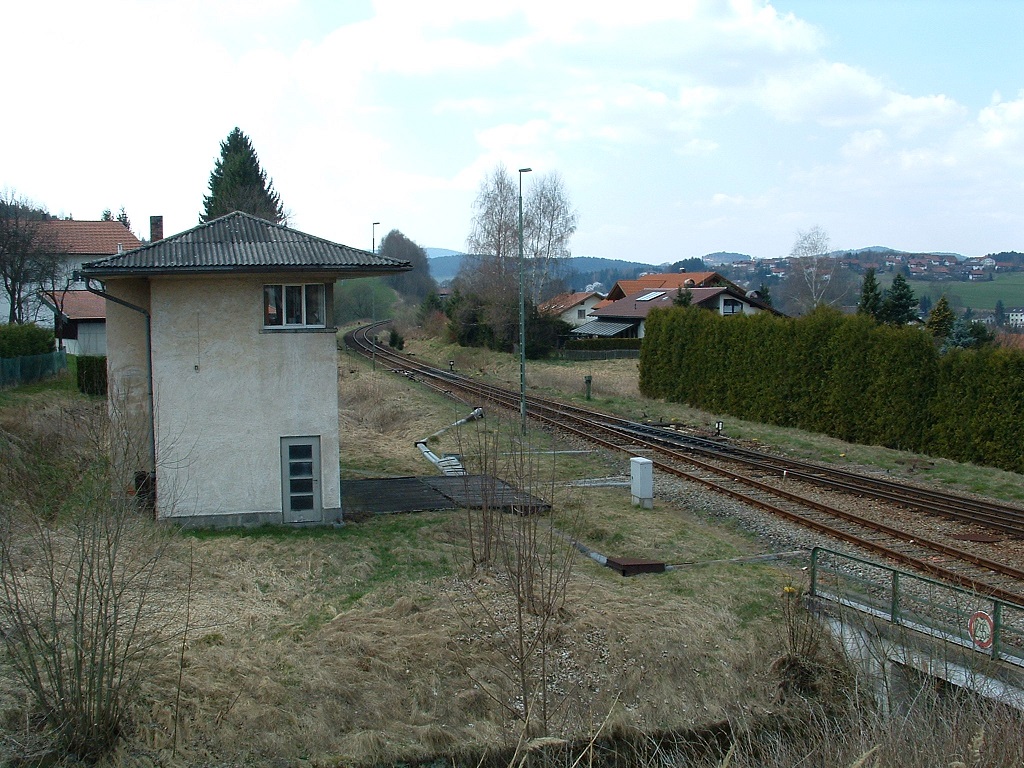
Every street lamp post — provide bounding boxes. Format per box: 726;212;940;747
518;167;532;434
372;222;380;370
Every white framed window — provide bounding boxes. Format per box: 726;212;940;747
264;283;327;328
723;298;743;315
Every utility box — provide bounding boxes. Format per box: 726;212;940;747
630;457;653;509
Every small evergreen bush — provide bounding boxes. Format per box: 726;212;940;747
76;356;107;396
0;323;54;358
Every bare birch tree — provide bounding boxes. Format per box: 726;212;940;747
464;165;578;305
466;164;519;274
777;226;854;315
524;171;578;304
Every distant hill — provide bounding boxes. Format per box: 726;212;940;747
836;246;965;261
425;252;466;283
702;251;752;265
424;248;464;260
423;252;655;290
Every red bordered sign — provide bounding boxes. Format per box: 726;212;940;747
968;611;994;649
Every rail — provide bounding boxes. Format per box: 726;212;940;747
345;323;1024;605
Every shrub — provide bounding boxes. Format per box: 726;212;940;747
0;323;54;358
639;305;1024;473
388;328;405;350
76;355;107;396
564;337;642;351
0;404;184;761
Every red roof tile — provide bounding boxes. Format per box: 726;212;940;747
539;291;600;315
36;220;143;255
40;290;107;321
606;272;740;301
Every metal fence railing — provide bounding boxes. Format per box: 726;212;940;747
559;348;640;361
0;350;67;388
810;547;1024;669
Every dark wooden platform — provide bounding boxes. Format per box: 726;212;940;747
604;556;667;577
342;475;549;517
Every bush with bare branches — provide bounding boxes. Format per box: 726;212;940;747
0;402;185;761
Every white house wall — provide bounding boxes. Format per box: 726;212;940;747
148;275;341;525
75;321;107;356
558;296;603;327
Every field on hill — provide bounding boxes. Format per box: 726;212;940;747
879;272;1024;311
2;347;1023;766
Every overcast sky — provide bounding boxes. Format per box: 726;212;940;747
2;1;1022;263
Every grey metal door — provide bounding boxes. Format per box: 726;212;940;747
281;436;322;523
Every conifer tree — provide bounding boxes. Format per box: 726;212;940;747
995;299;1006;327
201;127;286;224
925;294;955;338
673;286;692;307
878;273;917;325
856;267;883;318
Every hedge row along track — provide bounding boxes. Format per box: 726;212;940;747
345;323;1024;607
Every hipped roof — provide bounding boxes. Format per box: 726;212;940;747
81;211;411;278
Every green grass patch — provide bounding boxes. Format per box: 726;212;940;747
879;272;1024;311
0;356;80;406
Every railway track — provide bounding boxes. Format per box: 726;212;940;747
344;323;1024;606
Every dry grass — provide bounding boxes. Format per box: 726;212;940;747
3;344;1023;766
0;367;798;766
401;336;1024;505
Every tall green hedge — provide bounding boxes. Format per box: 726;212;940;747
76;356;108;396
639;306;1024;473
0;323;55;358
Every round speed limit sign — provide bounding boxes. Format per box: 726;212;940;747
968;611;994;649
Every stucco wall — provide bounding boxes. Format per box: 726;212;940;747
148;275;341;523
102;273;341;524
104;279;154;481
556;295;603;327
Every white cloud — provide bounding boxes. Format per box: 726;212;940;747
841;129;890;158
758;61;886;124
678;138;720;156
1;1;1021;261
976;92;1024;151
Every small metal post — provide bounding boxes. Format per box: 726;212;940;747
518;166;532;434
449;360;455;373
584;375;592;400
809;548;819;596
992;602;1003;658
890;571;901;625
715;420;724;437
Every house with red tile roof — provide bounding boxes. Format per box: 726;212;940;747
1;219;143;324
39;289;107;355
538;290;603;327
596;271;742;308
573;284;780;338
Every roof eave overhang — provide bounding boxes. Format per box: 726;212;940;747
80;264;411;279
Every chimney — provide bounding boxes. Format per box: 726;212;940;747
150;215;164;242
